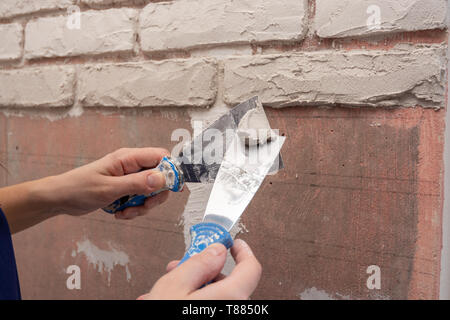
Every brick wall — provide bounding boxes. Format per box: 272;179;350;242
0;0;448;299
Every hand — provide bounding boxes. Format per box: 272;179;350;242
52;147;171;219
0;147;171;233
138;239;262;300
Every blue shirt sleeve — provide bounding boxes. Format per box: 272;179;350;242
0;207;21;300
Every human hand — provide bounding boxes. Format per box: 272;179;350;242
0;147;171;233
138;239;262;300
50;147;171;219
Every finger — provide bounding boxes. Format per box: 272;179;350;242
115;207;139;220
110;169;167;199
189;239;261;300
142;190;169;211
213;273;226;282
166;260;225;280
113;147;171;174
115;191;169;220
166;260;180;273
137;293;151;300
161;243;227;294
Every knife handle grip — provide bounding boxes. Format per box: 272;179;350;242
102;156;184;214
178;222;233;265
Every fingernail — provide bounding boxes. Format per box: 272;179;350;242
235;239;254;256
147;173;164;189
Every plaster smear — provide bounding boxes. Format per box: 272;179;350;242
224;45;447;109
140;0;307;52
25;8;137;59
78;59;217;108
0;104;84;122
299;287;391;300
315;0;447;38
0;66;75;108
75;238;131;286
237;100;275;147
299;287;350;300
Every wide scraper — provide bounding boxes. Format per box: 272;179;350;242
179;125;286;264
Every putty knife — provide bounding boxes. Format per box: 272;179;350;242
179;128;286;264
103;97;283;214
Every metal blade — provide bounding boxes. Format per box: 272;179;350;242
178;96;284;183
203;132;286;231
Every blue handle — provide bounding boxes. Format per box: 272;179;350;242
103;157;183;214
179;222;233;265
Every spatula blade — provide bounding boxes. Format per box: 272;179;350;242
203;133;286;231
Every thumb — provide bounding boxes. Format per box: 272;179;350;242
168;243;227;293
111;170;167;198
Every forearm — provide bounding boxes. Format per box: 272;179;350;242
0;176;62;234
0;148;170;233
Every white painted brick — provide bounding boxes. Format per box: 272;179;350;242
25;8;137;59
140;0;307;52
0;66;75;107
315;0;447;38
80;0;126;5
0;0;73;19
223;45;446;108
79;59;217;107
0;23;22;61
80;0;145;6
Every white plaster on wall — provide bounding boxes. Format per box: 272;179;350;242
298;287;345;300
75;238;131;286
298;287;391;300
298;287;392;300
0;106;84;122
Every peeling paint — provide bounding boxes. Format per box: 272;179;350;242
0;104;84;122
75;238;131;286
298;287;350;300
298;287;392;300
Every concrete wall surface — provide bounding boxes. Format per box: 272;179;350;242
0;0;448;300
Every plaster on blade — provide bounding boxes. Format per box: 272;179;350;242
203;132;286;231
179;96;283;183
237;99;276;147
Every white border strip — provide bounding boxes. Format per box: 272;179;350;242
440;1;450;300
